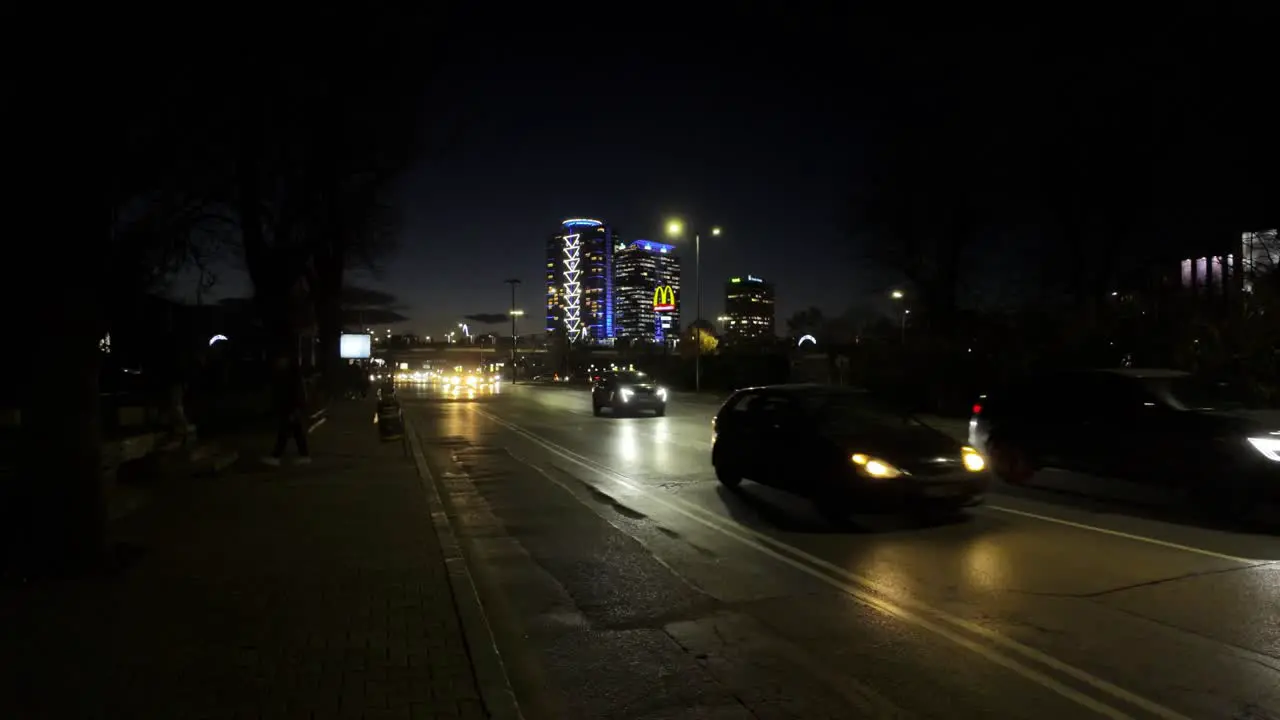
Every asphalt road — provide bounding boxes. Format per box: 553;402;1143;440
400;380;1280;720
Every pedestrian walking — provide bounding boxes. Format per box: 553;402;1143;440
262;355;311;466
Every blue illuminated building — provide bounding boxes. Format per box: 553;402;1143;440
545;218;619;344
614;239;682;342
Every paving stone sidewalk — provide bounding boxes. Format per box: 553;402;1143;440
0;400;486;719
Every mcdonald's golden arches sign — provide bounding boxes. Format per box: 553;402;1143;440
653;285;676;312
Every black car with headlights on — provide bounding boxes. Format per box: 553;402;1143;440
711;384;988;520
969;368;1280;519
592;371;668;416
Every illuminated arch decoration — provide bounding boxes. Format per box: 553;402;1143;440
209;334;229;346
798;334;817;347
653;285;676;312
562;233;582;342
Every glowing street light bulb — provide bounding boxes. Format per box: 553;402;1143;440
891;290;904;299
666;220;683;236
711;227;722;236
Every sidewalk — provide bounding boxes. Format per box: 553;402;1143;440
0;401;489;719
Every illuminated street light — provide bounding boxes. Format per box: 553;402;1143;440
891;294;910;343
666;219;725;393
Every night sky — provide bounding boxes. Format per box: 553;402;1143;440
175;12;1277;338
393;48;864;338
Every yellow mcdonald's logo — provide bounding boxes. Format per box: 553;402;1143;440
653;285;676;312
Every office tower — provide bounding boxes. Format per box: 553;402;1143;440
723;274;776;342
614;239;682;342
545;218;619;344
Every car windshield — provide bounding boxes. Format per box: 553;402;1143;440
800;391;923;433
613;372;648;384
1158;377;1271;411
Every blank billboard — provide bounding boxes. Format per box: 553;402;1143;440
339;333;372;359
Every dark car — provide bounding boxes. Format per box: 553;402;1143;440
591;371;668;416
711;384;988;519
969;368;1280;516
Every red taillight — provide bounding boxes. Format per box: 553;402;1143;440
972;403;983;415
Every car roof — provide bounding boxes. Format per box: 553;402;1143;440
732;383;867;395
1095;368;1190;380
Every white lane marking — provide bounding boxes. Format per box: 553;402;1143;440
520;391;1264;566
477;408;1190;720
984;505;1262;565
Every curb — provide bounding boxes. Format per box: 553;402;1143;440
404;416;524;720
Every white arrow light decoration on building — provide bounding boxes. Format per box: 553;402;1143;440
562;234;582;342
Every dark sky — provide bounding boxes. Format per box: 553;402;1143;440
176;12;1277;337
389;48;865;337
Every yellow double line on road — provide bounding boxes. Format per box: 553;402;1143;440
477;408;1191;720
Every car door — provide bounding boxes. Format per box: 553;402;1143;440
743;393;801;489
1083;374;1172;483
765;395;827;495
713;391;760;475
1029;371;1107;472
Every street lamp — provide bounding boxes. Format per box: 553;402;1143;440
891;290;907;343
667;219;723;393
504;278;521;382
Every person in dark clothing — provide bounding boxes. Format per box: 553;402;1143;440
263;355;311;466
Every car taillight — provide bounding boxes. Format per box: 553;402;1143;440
972;403;983;415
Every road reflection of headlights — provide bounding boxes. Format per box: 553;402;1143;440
1246;437;1280;461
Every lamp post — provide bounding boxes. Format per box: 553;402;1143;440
891;290;908;344
667;220;722;393
504;278;521;382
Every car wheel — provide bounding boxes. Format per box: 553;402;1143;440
592;403;602;417
989;438;1035;485
715;465;742;488
654;405;666;417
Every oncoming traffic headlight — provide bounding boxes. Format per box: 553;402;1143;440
961;446;986;472
851;453;902;479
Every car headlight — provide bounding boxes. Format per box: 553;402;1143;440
657;386;668;399
1246;436;1280;462
961;446;986;472
851;453;902;479
619;388;634;402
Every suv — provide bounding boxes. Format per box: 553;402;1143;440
969;368;1280;516
591;371;668;416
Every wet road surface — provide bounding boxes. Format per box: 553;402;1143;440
398;380;1280;719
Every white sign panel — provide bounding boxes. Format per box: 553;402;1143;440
339;333;372;359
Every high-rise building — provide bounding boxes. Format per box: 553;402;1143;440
723;274;776;342
545;218;619;344
614;239;682;343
